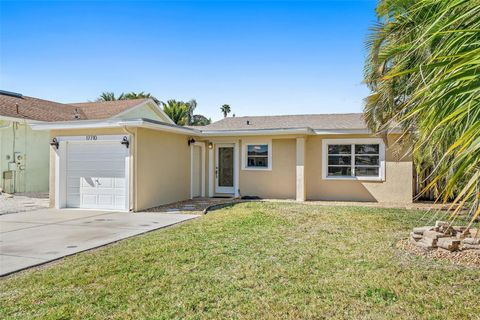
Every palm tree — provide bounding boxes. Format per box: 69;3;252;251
161;100;188;125
190;114;211;126
96;91;159;103
221;104;231;118
186;99;197;125
120;91;160;104
97;92;117;102
364;0;480;227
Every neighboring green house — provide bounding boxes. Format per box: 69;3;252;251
0;90;172;194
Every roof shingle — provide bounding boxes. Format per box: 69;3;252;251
0;91;150;122
198;113;366;130
70;99;149;120
0;93;87;122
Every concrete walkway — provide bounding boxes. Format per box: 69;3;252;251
0;209;199;276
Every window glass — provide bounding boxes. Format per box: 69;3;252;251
354;155;379;166
328;156;351;166
355;167;379;176
247;145;268;156
246;144;268;168
328;166;352;176
328;145;351;154
327;143;381;178
355;144;379;154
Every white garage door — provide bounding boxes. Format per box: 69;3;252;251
66;141;129;211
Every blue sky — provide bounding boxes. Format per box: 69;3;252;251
0;0;377;121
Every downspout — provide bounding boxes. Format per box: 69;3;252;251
0;121;13;192
122;125;136;212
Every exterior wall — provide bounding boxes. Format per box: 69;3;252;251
135;128;191;211
306;134;412;203
49;128;128;207
239;138;296;199
114;102;170;122
0;120;50;193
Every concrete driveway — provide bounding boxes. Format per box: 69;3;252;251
0;209;199;276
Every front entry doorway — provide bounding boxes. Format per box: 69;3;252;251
215;144;235;194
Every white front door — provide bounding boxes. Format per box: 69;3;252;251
215;144;235;194
66;140;129;210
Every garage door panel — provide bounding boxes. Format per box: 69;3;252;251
67;161;126;172
66;141;128;211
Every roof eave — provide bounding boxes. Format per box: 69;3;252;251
30;119;200;136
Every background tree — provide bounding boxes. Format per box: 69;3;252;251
221;104;231;118
161;100;188;125
186;99;197;125
97;92;117;101
190;114;211;126
96;91;159;104
364;0;480;226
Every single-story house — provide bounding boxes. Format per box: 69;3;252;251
0;90;172;194
31;112;413;211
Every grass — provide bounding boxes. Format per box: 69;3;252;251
1;202;478;319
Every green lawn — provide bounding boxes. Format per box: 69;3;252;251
1;202;478;319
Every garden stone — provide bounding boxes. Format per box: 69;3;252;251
437;237;460;252
423;230;446;240
420;236;437;248
410;232;422;242
463;238;480;245
413;226;432;235
462;244;480;250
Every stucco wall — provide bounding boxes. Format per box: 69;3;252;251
0;120;50;193
306;134;412;203
239;138;296;199
135;128;191;211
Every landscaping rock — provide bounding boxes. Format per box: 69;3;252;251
410;232;422;242
468;228;478;238
462;243;480;251
423;230;446;240
413;226;432;235
463;238;480;245
420;236;437;248
437;237;461;252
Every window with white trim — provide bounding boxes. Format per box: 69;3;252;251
322;139;385;180
242;140;272;170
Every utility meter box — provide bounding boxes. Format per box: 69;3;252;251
8;162;17;171
3;170;13;180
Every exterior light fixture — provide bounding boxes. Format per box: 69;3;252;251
208;142;213;149
121;136;130;148
188;138;196;146
50;138;59;149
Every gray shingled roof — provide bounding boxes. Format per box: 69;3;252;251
198;113;366;130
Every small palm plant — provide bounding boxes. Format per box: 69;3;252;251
162;100;189;125
221;104;231;118
364;0;480;228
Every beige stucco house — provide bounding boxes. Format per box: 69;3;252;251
31;112;413;212
0;90;171;194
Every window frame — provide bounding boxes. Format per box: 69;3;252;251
322;138;385;181
241;139;272;171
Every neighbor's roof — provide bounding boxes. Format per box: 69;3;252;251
198;113;366;130
0;90;152;122
70;99;150;120
0;91;87;122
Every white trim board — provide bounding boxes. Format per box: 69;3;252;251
190;142;206;198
